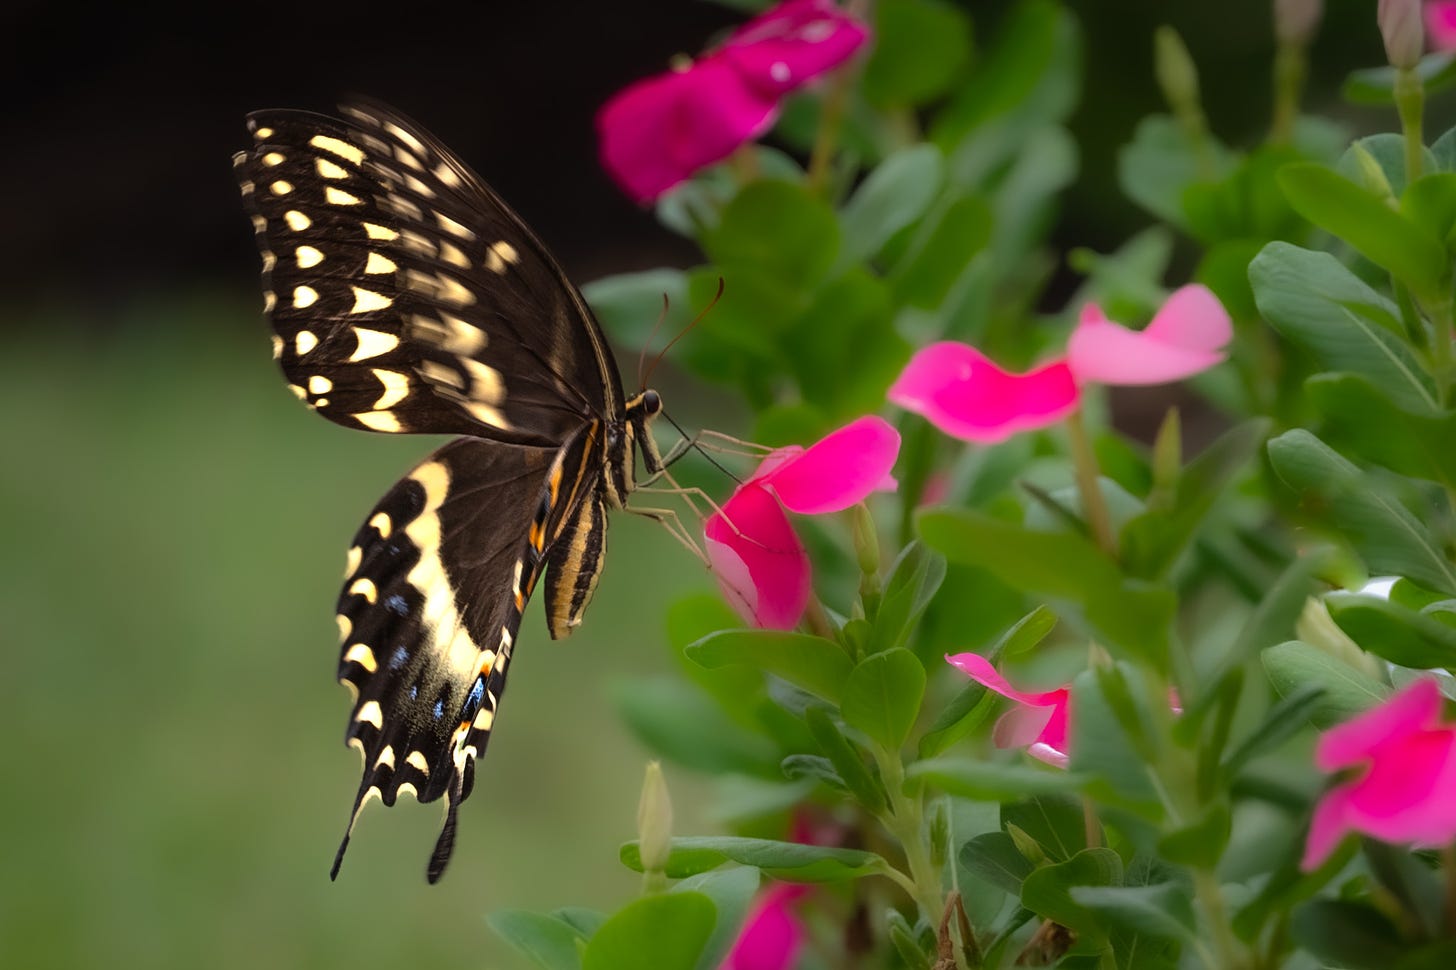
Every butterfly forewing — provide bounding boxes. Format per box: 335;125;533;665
236;102;618;444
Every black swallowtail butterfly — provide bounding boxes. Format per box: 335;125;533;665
235;100;671;882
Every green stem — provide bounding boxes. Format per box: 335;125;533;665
807;65;854;197
875;748;943;921
1269;41;1306;145
1065;408;1117;556
1395;65;1426;185
1443;842;1456;935
1428;295;1454;405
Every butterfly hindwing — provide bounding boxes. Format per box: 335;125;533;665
333;430;602;881
235;101;621;445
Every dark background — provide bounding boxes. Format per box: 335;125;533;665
0;2;1408;968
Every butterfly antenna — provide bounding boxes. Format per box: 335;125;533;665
636;293;672;391
663;411;743;485
641;277;725;388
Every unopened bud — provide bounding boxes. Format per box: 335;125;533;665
851;502;880;577
1295;597;1383;680
636;761;674;876
1275;0;1324;46
1379;0;1424;69
1154;26;1201;115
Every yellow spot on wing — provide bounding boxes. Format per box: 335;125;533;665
385;122;425;154
375;745;395;769
296;330;318;355
368;511;392;538
271;334;283;359
437;240;469;270
308;374;332;395
437;275;474;307
434;163;461;188
465;402;511;429
350;286;393;314
343;643;378;672
270;180;293;195
356;700;384;728
354;411;403;432
295;245;323;269
336;614;352;641
462;359;505;403
325;187;361;206
419;360;465;390
492;241;520;265
363;222;398;241
364;252;397;275
262;151;285;166
345;545;362;577
264;291;277;312
316;158;348;179
284;210;311;231
472;708;495;732
347;328;398;361
288;384;307;400
406;750;430;774
349;577;378;602
254;126;274;139
435;211;475;240
372;369;409;409
309;134;366;165
293;286;319;308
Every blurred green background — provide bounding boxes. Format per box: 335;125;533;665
0;1;1418;967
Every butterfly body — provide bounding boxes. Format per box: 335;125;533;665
235;101;665;882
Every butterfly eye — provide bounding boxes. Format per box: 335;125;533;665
642;389;662;415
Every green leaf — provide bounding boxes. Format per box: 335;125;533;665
1222;685;1325;776
581;893;715;970
673;868;761;970
1261;640;1390;728
841;649;926;750
862;0;972;108
919;605;1057;758
1276;163;1448;301
1268;429;1456;593
1120;419;1270;580
1249;243;1439;415
917;507;1175;666
1306;373;1456;487
908;757;1087;800
614;678;780;776
1155;802;1230;869
1336;133;1432;199
488;910;588;970
1116;115;1232;230
1326;592;1456;669
959;831;1034;896
1002;794;1086;862
783;269;908;419
1290;899;1406;970
1343;52;1456;105
780;754;846;791
1068;668;1161;810
703;180;840;292
1402;172;1456;248
619;837;889;883
867;542;946;654
804;706;887;813
889;192;992;309
685;630;852;704
838;144;945;268
1019;848;1124;944
1069;883;1195;945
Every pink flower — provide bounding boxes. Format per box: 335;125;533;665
1066;285;1232;386
706;416;900;630
887;344;1080;444
1302;678;1456;870
597;0;870;202
945;653;1071;768
720;883;808;970
1427;1;1456;49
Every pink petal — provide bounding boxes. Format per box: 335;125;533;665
1066;285;1232;386
1027;742;1071;769
721;885;805;970
1340;729;1456;836
944;653;1067;707
1316;678;1441;770
888;343;1081;443
756;416;901;514
1302;782;1358;870
596;56;779;203
1427;1;1456;49
722;0;872;98
706;483;811;630
993;705;1056;750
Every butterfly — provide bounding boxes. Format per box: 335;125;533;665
234;100;675;883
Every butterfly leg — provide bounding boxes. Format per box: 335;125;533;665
627;504;711;565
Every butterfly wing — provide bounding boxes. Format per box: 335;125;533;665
235;101;623;444
334;428;605;882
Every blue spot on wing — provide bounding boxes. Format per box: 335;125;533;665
384;593;409;616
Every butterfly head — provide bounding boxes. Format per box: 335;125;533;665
623;388;667;477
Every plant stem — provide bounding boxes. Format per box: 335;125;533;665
1442;842;1456;934
1065;408;1117;556
807;63;856;197
875;748;944;921
804;594;837;641
1269;41;1306;145
1395;65;1425;185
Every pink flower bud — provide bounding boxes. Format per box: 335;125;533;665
1379;0;1424;68
1274;0;1324;46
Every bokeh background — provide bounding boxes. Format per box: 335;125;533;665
0;2;1409;967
